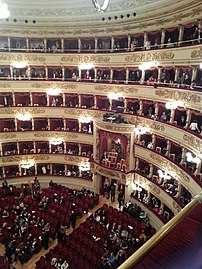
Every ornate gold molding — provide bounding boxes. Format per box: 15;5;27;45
64;108;103;119
136;117;165;132
191;47;202;59
95;120;135;133
94;85;138;95
0;54;45;62
125;51;174;63
31;82;78;90
135;174;161;195
155;89;201;103
0;82;11;88
149;153;190;183
1;155;50;163
61;55;110;63
0;107;45;115
34;132;78;139
183;134;202;153
0;133;16;139
172;201;181;213
64;155;88;163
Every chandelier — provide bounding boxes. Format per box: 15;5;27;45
107;92;123;100
20;159;35;169
134;126;150;135
79;116;92;123
92;0;110;13
138;61;158;71
78;63;95;70
158;170;171;180
12;61;27;69
132;183;142;192
79;163;90;171
46;88;62;96
16;112;32;121
0;1;10;19
186;152;201;164
165;101;184;110
50;137;63;145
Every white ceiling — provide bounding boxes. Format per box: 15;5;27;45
5;0;182;23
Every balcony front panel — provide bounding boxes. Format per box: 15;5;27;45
0;81;201;112
134;173;182;215
0;131;93;144
134;145;201;195
0;154;89;167
0;45;201;67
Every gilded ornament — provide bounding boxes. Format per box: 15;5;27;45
0;133;16;139
31;82;78;90
0;54;45;62
155;89;201;103
0;82;11;88
94;85;138;95
191;47;202;59
183;134;202;153
61;55;110;63
125;51;174;63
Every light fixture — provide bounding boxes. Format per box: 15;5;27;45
132;183;142;192
78;63;95;70
12;61;27;69
16;112;32;121
138;61;158;71
165;101;184;110
79;163;90;171
79;116;92;123
50;137;63;145
46;88;62;96
200;63;202;69
186;152;201;164
20;159;35;169
92;0;110;13
0;1;10;19
158;169;171;180
134;126;150;135
107;92;123;100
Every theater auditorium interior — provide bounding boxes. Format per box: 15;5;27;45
0;0;201;268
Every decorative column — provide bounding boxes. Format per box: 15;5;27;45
16;142;20;155
14;118;18;131
63;118;66;130
47;118;50;130
78;68;81;81
128;35;131;51
34;164;37;175
27;66;31;80
0;143;2;156
65;164;67;176
159;202;164;216
126;68;129;84
111;36;114;52
178;25;184;46
49;164;53;175
79;122;82;132
63;142;67;154
157;68;162;81
191;67;197;84
78;94;81;107
129;132;136;170
79;144;82;155
10;65;13;80
95;37;98;52
33;141;36;154
78;38;81;52
26;37;29;52
44;38;47;52
12;92;15;106
110;68;113;83
31;118;34;130
135;157;139;170
29;91;33;106
143;32;148;48
2;167;5;178
160;29;166;48
94;68;97;83
45;66;48;80
166;140;171;157
61;37;64;52
152;134;156;148
170;108;175;123
181;147;186;164
124;98;127;112
148;164;153;179
94;95;97;108
8;36;11;51
140;69;145;84
109;98;112;111
174;67;179;82
185;109;192;128
19;165;22;177
49;142;52;154
139;100;143;115
62;93;65;107
62;66;65;81
195;161;202;175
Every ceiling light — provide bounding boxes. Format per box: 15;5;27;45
16;112;32;121
107;92;123;100
186;152;201;164
0;1;10;19
134;126;150;135
46;88;62;96
50;137;63;145
12;61;27;69
200;63;202;69
78;63;95;70
79;163;90;171
132;183;142;192
92;0;110;13
20;159;35;169
165;101;184;110
79;116;92;123
158;170;171;180
138;61;158;71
